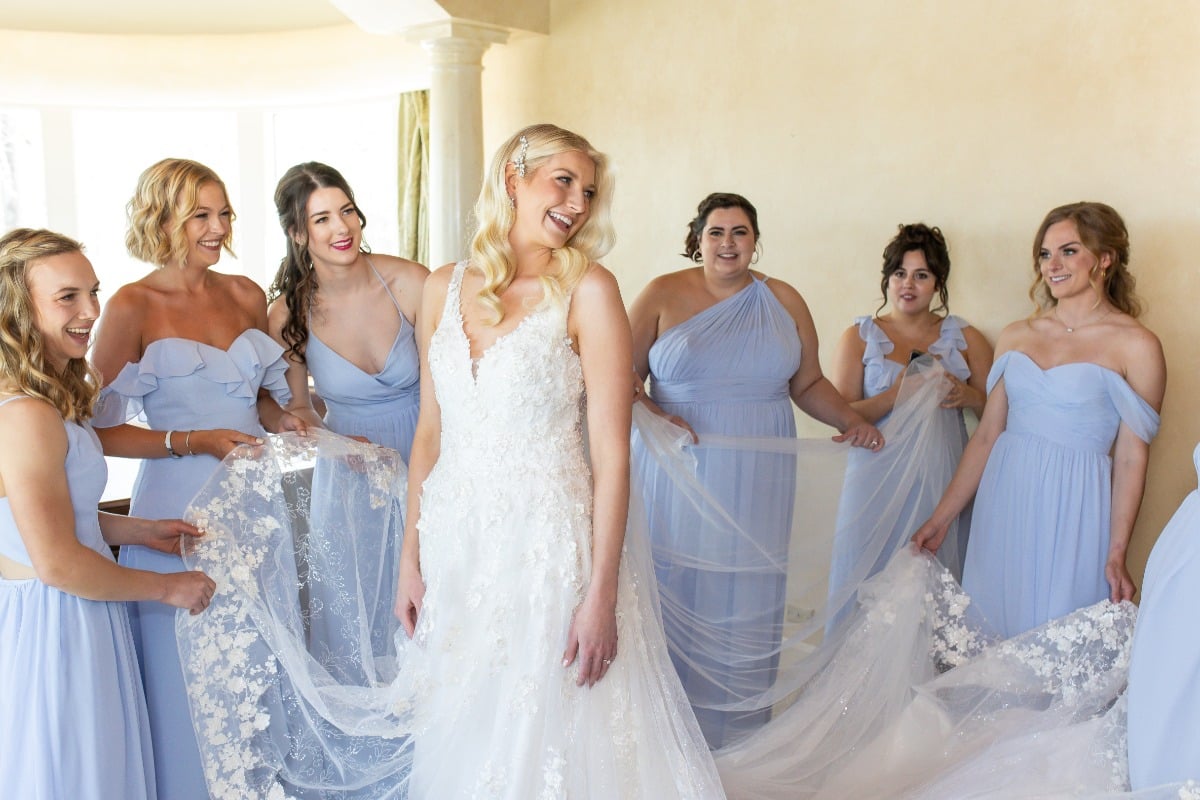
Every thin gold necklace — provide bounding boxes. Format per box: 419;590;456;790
1054;305;1111;333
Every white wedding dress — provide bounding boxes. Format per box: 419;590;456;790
403;262;722;797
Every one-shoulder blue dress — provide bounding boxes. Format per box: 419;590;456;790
1127;442;1200;789
0;397;156;799
961;351;1159;638
94;329;289;799
635;276;801;748
827;315;973;606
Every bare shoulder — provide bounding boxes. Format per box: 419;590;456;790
1112;316;1166;405
223;272;268;302
762;275;808;310
0;395;67;450
993;317;1038;356
960;323;992;352
426;262;457;292
576;262;622;300
837;322;866;352
370;253;430;289
266;295;290;334
570;264;628;334
419;263;456;315
103;280;152;319
632;268;690;304
1116;315;1162;351
1114;316;1165;370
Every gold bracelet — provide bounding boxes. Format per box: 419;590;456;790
185;429;194;455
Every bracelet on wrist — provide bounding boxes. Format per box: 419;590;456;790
184;429;195;455
164;429;183;459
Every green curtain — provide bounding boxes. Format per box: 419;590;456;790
397;90;430;266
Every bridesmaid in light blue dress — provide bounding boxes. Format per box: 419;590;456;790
829;224;992;601
0;228;215;800
629;192;883;748
267;162;427;459
267;163;427;679
914;202;1164;639
91;160;304;799
1128;443;1200;789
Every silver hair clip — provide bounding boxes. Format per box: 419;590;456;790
513;135;529;178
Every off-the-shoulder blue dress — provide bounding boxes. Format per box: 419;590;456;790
961;351;1159;638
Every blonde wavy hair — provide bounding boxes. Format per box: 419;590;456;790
1028;201;1142;318
125;158;236;268
469;123;616;324
0;228;100;421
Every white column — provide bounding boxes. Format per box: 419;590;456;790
410;22;508;267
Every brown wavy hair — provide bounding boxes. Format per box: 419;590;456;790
0;228;100;421
877;223;951;316
1028;202;1142;317
125;158;235;268
268;162;368;364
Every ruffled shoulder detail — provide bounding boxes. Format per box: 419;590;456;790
1101;371;1160;444
854;316;895;364
927;315;971;382
92;330;290;427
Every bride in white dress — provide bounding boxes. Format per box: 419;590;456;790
392;124;722;797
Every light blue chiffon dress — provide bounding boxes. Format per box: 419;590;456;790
961;351;1159;638
635;276;801;749
306;262;420;461
0;397;156;799
827;315;973;605
1127;442;1200;789
303;268;419;685
94;329;289;800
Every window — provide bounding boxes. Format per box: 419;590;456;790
0;109;47;230
1;98;400;293
0;99;401;501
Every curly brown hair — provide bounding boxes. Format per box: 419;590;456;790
878;223;951;315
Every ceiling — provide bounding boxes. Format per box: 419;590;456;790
0;1;352;35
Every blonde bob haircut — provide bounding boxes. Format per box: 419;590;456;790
125;158;236;268
0;228;100;421
1028;201;1142;318
468;123;616;325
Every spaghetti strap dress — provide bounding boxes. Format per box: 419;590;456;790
305;259;420;460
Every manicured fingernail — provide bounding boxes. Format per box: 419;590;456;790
562;658;570;667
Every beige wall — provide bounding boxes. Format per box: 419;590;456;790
480;0;1200;587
